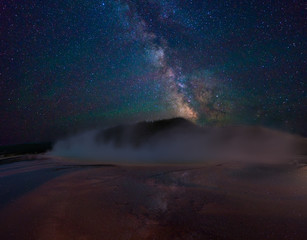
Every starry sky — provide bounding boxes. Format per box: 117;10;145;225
0;0;306;145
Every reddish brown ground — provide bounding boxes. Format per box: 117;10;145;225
0;157;306;239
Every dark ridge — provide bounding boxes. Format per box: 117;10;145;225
95;117;199;148
0;142;53;157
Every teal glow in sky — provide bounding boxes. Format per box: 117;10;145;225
0;0;306;144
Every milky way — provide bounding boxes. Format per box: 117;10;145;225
0;0;306;144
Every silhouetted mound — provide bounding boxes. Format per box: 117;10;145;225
95;117;200;148
0;142;53;157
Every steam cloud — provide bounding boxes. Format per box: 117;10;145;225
48;119;304;165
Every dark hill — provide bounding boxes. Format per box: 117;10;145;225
95;117;200;148
0;142;53;157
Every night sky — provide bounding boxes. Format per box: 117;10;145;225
1;0;306;145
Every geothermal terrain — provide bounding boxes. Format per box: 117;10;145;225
1;118;307;240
